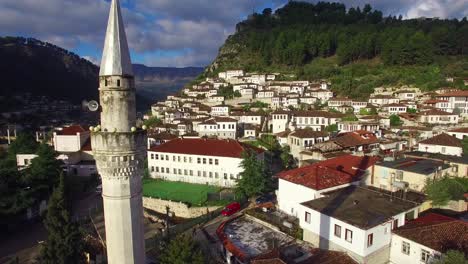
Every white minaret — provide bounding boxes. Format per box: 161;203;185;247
91;0;146;263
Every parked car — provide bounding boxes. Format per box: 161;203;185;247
221;202;241;216
255;193;275;205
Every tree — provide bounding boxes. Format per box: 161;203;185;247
28;143;62;191
462;137;468;154
407;108;417;114
425;177;467;206
236;151;270;198
435;250;468;264
325;124;338;132
160;234;204;264
143;116;162;128
389;114;402;126
280;145;293;169
7;133;38;158
40;174;85;263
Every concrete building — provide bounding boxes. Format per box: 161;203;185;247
417;133;463;157
90;1;146;262
271;110;291;133
390;213;468;264
418;109;459;125
448;127;468;139
436;90;468;115
368;158;451;192
277;155;379;218
148;138;264;187
287;129;329;159
197;116;238;139
299;186;421;264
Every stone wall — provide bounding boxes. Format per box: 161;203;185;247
142;197;221;219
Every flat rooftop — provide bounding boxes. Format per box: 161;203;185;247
405;151;468;165
375;158;449;175
223;217;292;259
301;186;420;230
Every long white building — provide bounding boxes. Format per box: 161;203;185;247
148;138;264;187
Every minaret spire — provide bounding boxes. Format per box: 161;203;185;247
100;0;133;76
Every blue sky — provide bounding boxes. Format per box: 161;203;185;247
0;0;467;67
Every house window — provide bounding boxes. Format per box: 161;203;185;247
155;154;159;160
421;249;431;263
165;155;169;160
151;154;154;159
117;79;121;87
209;172;213;178
441;147;446;153
215;159;219;165
155;167;159;173
215;172;219;178
190;170;193;176
178;169;181;174
203;171;207;177
224;173;228;179
209;159;213;165
393;219;399;229
166;168;169;173
173;156;176;161
334;225;341;238
402;241;410;255
345;229;353;243
367;234;373;247
197;158;201;164
203;158;206;164
151;166;154;172
184;169;187;175
304;212;311;224
198;171;201;177
173;169;177;174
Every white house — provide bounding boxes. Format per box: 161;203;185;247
271;110;291;133
210;105;230;117
436;90;468;115
418;109;459;125
382;104;407;115
197;116;238;139
287;129;329;159
147;138;264;187
305;89;333;103
16;154;38;169
293;110;342;131
448;127;468;139
368;95;399;106
417;133;463;156
299;186;421;264
277;155;379;218
390;213;467;264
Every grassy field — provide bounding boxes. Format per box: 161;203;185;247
142;179;221;206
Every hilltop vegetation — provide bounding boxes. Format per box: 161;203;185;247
206;1;468;99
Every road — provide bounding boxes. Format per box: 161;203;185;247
0;191;102;264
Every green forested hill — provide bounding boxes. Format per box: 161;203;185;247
205;1;468;99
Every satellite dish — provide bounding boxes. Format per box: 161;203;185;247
87;100;100;112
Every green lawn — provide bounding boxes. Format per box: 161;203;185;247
142;179;220;206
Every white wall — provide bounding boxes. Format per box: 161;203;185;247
300;205;410;259
16;154;38;167
390;234;441;264
54;132;89;152
148;151;261;187
418;143;462;156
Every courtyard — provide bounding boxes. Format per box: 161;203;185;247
142;179;221;206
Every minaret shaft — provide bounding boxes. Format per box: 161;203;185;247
92;0;146;263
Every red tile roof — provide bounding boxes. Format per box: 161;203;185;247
148;138;264;158
277;155;379;190
333;131;379;148
57;125;87;135
420;109;455;116
418;133;462;148
436;90;468;97
394;213;468;254
448;127;468;133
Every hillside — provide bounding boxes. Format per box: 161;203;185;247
205;1;468;99
0;37;203;109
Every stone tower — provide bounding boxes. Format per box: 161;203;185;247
91;0;146;263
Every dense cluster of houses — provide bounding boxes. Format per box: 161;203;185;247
14;69;468;264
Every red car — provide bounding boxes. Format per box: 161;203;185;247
221;202;241;216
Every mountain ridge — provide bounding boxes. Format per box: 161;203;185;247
0;36;203;108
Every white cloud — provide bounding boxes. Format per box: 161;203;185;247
0;0;466;67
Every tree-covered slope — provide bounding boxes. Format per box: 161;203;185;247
206;1;468;98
